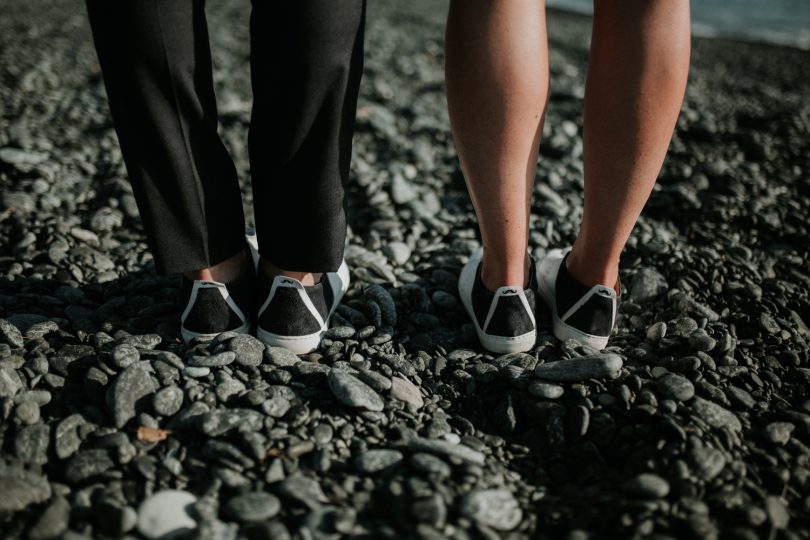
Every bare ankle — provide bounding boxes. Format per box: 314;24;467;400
565;247;620;292
184;251;247;284
260;260;322;286
480;251;530;291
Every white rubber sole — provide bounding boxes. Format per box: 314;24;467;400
536;248;610;350
458;248;536;354
257;261;351;355
181;320;251;345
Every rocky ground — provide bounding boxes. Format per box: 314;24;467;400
1;0;809;538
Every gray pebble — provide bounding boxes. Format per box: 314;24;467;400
459;489;522;531
224;491;281;522
622;473;670;498
355;449;404;473
327;369;384;411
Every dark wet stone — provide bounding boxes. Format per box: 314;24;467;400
691;397;742;432
28;496;71;540
277;474;328;510
224;492;281;522
405;438;485;465
657;372;695;401
65;449;115;483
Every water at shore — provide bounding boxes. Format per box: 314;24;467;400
548;0;810;50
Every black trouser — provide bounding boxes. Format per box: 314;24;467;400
86;0;365;275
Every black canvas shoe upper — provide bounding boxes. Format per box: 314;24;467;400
472;258;538;338
555;253;620;337
257;272;334;337
179;245;255;337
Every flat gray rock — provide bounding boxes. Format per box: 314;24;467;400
534;354;623;382
108;361;158;428
265;346;300;367
327;369;384;411
390;376;424;409
0;366;23;397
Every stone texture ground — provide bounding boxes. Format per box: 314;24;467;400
1;1;809;538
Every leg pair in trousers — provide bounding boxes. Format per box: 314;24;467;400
86;0;366;275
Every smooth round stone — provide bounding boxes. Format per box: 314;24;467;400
764;422;795;445
656;373;695;402
528;381;564;400
137;490;197;539
153;386;184;417
459;489;523;531
265;347;300;367
261;396;291;418
327;369;384;411
111;344;139;369
382;242;411;265
228;335;264;367
688;330;717;352
689;446;726;481
390;376;424;409
355;449;404;474
622;473;670;498
629;268;668;303
14;400;40;425
183;366;211;378
223;492;281;522
646;322;667;342
14;424;50;464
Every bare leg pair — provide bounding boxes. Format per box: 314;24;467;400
448;0;691;352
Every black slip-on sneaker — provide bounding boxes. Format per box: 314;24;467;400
536;248;621;350
458;248;538;354
256;261;350;355
179;233;258;344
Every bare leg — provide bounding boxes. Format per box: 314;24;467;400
445;0;549;290
260;261;322;286
184;251;248;283
566;0;690;290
